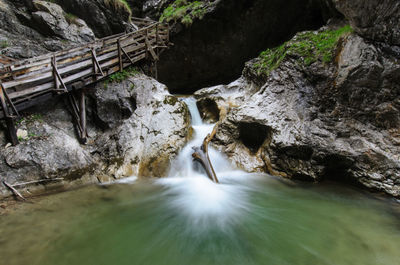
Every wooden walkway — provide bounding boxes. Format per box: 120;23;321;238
0;18;169;145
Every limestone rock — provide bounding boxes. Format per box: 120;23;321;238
55;0;132;37
196;32;400;197
0;74;190;199
332;0;400;45
32;1;95;43
94;74;191;178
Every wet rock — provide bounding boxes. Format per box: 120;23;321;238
196;31;400;197
0;74;190;199
94;74;191;179
332;0;400;45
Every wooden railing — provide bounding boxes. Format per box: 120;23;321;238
0;17;169;145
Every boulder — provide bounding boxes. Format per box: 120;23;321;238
32;1;95;43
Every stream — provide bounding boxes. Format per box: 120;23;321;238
0;97;400;265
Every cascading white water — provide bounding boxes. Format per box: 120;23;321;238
167;97;233;179
158;97;255;227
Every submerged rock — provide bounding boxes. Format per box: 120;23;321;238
196;26;400;197
0;74;190;199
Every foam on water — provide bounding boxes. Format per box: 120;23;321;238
158;97;252;227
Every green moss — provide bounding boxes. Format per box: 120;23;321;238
163;95;179;106
106;67;140;86
160;0;207;26
64;13;79;25
252;25;353;77
0;40;8;49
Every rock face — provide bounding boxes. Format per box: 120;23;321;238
157;0;341;93
0;0;131;60
332;0;400;45
32;1;95;43
0;0;63;59
195;29;400;197
54;0;132;37
0;74;190;199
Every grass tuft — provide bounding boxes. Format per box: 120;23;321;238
251;25;353;77
105;67;140;87
160;0;207;27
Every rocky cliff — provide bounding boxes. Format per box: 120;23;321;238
0;74;190;199
0;0;399;199
194;1;400;197
0;0;131;60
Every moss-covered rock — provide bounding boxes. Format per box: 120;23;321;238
247;25;353;80
160;0;210;26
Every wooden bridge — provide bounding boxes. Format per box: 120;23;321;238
0;18;169;145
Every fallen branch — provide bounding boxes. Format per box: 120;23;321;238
2;181;26;201
192;124;219;183
11;178;64;187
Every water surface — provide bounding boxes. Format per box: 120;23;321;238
1;97;399;265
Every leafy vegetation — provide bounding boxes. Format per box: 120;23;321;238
15;114;44;126
252;25;353;77
0;40;8;49
160;0;207;26
105;67;140;87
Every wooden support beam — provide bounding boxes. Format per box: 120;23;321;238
117;39;123;71
79;89;87;143
145;37;159;61
0;85;18;145
1;84;18;117
91;48;105;80
67;90;87;144
51;56;68;93
121;47;135;65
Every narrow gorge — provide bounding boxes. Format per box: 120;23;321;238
0;1;399;265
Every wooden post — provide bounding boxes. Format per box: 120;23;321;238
155;24;159;79
117;39;123;71
51;55;60;91
79;89;87;144
0;85;18;145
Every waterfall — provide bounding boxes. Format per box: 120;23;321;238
157;97;252;226
167;97;231;179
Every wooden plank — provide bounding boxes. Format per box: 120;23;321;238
79;89;87;143
0;87;18;145
118;39;123;71
8;51;147;100
91;48;105;78
146;37;159;61
3;38;156;96
51;56;68;92
2;40;151;89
